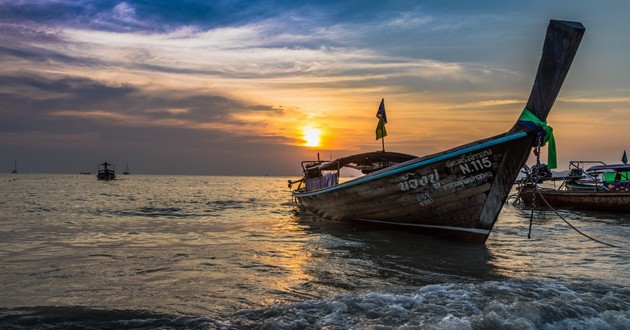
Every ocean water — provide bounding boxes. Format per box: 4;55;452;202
0;174;628;329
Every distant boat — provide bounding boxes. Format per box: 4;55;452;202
96;162;116;181
11;159;17;174
289;20;585;244
518;160;630;212
123;162;130;175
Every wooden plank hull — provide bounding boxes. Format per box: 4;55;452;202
292;20;585;244
519;186;630;213
295;132;532;244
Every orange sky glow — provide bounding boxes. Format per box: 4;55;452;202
1;1;630;175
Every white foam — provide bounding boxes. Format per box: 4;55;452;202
228;280;630;329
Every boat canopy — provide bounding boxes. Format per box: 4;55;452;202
586;164;630;172
316;151;417;172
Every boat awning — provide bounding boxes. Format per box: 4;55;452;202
317;151;417;171
586;164;630;172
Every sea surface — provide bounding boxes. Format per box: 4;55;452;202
0;174;628;329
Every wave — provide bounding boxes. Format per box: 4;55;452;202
205;199;257;213
2;280;627;329
95;199;260;219
99;207;192;219
230;280;630;329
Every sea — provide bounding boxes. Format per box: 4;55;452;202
0;174;628;329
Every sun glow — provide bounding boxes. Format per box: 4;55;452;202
303;127;321;147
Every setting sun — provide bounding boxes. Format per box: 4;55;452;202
303;127;321;147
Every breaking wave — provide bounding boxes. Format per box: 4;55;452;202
2;280;628;329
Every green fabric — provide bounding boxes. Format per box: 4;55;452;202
518;108;557;169
603;171;630;182
376;117;387;140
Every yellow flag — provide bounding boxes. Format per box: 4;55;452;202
376;117;387;140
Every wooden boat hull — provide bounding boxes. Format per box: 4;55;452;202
295;132;532;244
519;186;630;213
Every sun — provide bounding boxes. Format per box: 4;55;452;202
303;127;321;147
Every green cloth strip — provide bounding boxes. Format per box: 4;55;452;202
518;108;557;169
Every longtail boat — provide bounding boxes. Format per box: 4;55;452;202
289;20;585;244
518;160;630;213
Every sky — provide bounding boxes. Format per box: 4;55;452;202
1;1;630;176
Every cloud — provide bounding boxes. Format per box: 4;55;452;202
2;1;629;174
0;74;284;136
0;72;303;175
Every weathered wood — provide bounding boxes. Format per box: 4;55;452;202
293;20;585;244
296;134;528;242
521;20;586;123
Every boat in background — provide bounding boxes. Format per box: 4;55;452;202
290;20;585;244
97;162;116;181
11;159;17;174
563;160;630;191
123;162;130;175
517;159;630;212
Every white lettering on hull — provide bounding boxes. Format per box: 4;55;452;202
440;171;494;191
398;169;441;191
446;149;493;173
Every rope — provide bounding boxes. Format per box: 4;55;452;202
527;135;544;238
522;134;618;247
533;188;619;248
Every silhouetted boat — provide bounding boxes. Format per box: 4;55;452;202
11;159;17;174
97;162;116;181
290;20;585;244
123;162;130;175
518;160;630;212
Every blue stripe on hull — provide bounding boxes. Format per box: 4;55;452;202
295;131;528;197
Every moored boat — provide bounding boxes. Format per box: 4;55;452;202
290;20;585;244
517;159;630;212
518;186;630;213
97;161;116;181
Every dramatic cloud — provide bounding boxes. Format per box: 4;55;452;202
1;1;630;174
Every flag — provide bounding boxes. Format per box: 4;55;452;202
622;150;628;164
375;98;387;123
376;117;387;140
375;98;387;140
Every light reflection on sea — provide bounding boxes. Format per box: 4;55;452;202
0;174;628;328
